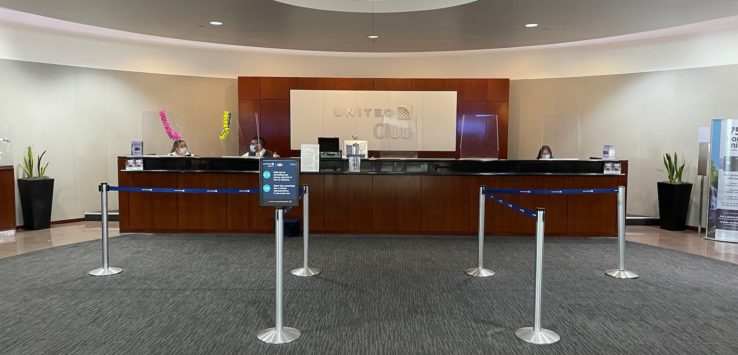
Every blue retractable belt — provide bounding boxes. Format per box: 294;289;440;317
484;187;618;218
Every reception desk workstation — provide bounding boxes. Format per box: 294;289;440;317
117;157;627;236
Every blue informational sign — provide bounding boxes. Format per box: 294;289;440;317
259;159;300;207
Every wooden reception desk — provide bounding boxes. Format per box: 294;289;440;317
117;157;627;236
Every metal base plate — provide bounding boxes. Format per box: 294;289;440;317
291;267;321;277
257;327;301;344
515;327;560;345
88;267;123;276
465;267;495;277
605;269;639;279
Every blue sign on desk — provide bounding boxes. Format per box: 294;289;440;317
259;159;300;207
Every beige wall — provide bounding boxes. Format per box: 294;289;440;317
510;64;738;225
0;59;238;224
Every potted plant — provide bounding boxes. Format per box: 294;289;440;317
17;146;53;230
657;152;692;230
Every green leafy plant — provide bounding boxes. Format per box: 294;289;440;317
20;145;49;178
663;152;685;183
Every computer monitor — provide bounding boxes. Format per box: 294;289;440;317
318;137;340;153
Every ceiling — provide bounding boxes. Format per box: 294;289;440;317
2;0;738;52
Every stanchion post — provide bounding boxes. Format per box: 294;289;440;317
89;183;122;276
466;185;495;277
292;185;320;277
258;207;301;344
606;186;639;279
516;208;560;345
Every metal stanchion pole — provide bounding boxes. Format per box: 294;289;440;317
516;208;559;345
258;207;301;344
292;185;320;277
89;183;122;276
466;185;495;277
606;186;639;279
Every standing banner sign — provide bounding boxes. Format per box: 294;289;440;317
260;159;300;207
708;119;738;242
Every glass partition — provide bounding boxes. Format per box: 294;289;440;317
378;110;419;158
541;114;581;159
459;114;498;159
142;110;182;156
0;124;11;167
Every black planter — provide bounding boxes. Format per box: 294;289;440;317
657;181;692;231
17;178;54;230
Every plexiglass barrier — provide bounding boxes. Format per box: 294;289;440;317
541;114;582;159
378;110;419;158
0;124;12;166
459;114;499;159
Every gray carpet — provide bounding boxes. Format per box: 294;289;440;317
0;234;737;354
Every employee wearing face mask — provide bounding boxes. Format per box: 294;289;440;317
168;139;193;157
242;136;279;158
537;145;553;160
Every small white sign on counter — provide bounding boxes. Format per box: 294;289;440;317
300;144;320;172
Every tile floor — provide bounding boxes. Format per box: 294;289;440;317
0;223;736;264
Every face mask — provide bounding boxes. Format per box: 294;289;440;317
178;147;187;155
249;144;257;153
541;153;551;159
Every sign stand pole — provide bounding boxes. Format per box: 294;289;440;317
258;207;301;344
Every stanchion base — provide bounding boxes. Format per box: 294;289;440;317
291;267;321;277
88;267;122;276
257;327;301;344
605;269;639;279
465;267;495;277
515;327;560;345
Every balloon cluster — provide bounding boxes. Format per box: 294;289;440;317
219;111;231;141
159;109;183;141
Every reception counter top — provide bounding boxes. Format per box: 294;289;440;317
122;156;622;175
117;157;627;236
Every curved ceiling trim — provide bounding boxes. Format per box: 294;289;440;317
2;7;738;58
273;0;478;13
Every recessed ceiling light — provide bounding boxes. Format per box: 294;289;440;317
209;21;223;26
525;23;539;28
368;34;379;39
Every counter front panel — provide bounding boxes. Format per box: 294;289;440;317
118;157;627;236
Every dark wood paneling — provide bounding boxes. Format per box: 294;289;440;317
487;101;509;159
476;176;526;235
259;77;298;100
298;77;337;90
335;78;374;90
421;176;470;233
177;174;227;231
373;78;412;91
487;79;510;102
259;100;292;158
238;77;260;100
450;79;487;102
412;79;450;91
457;101;489;158
126;173;179;232
372;175;422;233
226;174;273;232
567;176;618;236
514;176;568;235
238;76;510;160
0;167;15;231
322;175;373;233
